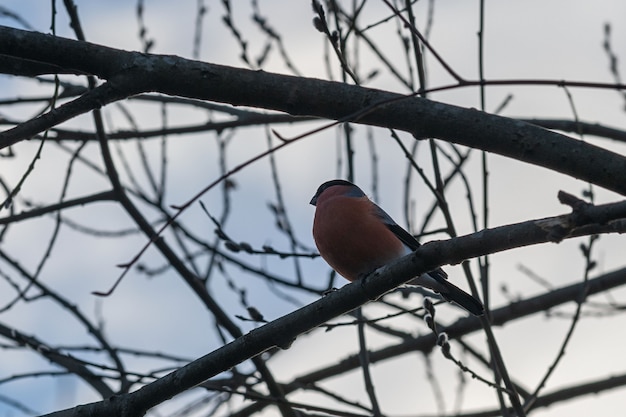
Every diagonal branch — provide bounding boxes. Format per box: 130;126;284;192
40;195;626;417
233;267;626;417
1;26;626;195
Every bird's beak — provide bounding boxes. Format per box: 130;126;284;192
309;195;318;206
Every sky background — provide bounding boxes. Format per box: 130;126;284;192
1;1;626;416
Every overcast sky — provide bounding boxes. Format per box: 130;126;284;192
1;1;626;416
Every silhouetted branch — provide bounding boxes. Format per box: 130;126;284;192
40;196;626;417
1;26;626;195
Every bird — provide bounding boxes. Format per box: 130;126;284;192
310;179;484;316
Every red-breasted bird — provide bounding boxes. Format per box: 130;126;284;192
310;179;484;316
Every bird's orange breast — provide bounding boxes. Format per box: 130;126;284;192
312;196;407;281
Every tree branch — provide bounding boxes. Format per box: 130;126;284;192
0;190;117;224
234;267;626;417
520;118;626;144
1;26;626;195
0;321;115;399
40;195;626;417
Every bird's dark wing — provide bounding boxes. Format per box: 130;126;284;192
372;204;448;280
371;204;420;250
370;202;483;315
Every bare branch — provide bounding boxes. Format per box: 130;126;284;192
1;26;626;195
39;197;626;416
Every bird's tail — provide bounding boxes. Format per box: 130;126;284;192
410;271;484;316
437;280;484;316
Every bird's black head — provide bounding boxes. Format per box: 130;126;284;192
310;179;363;206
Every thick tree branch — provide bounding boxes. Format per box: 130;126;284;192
41;196;626;417
232;265;626;417
233;265;626;417
520;118;626;144
1;26;626;195
0;54;81;76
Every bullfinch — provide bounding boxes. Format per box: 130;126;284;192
310;179;484;316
